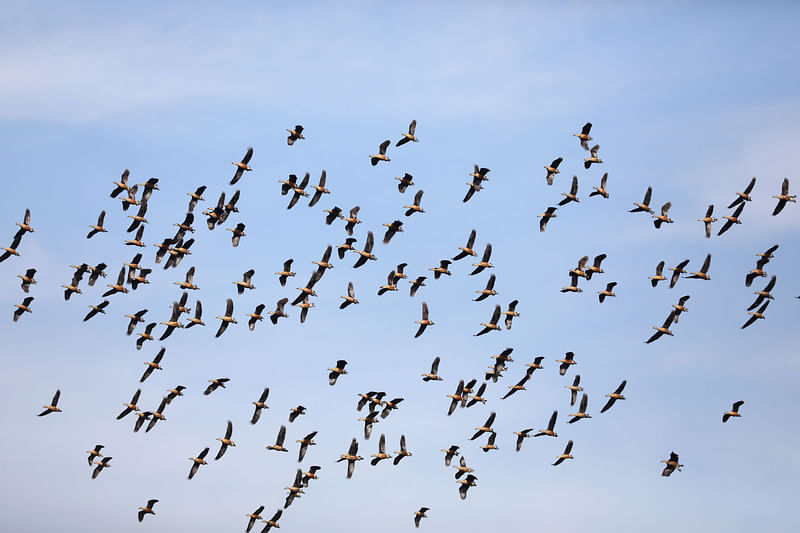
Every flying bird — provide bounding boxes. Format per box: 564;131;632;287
396;119;418;146
230;146;253;185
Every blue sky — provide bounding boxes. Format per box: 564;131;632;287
1;2;799;532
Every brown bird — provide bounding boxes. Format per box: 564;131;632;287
583;144;602;169
589;172;609;198
352;230;377;268
337;237;356;259
116;388;141;420
672;295;690;323
187;185;206;212
574;122;592;150
396;172;415;193
275;259;296;287
535;410;558;437
297;431;318;462
260;510;283;532
109;169;130;198
748;275;777;311
429;259;451;279
669;259;690;289
501;299;520;329
13;296;34;322
474;304;502;336
215;298;237;337
630;186;654;214
370;140;391;166
552;440;574;466
341;206;362;236
126;202;148;233
698;204;717;238
446;381;465;416
718;203;744;236
729;177;756;208
568;393;591;423
422;356;443;382
565;374;583;406
231;146;253;185
537;206;557;232
722;401;744;422
394;434;412;465
247;304;266;331
250;387;269;424
245;506;265;533
649;261;666;287
337;438;363;479
474;274;498;301
470;243;493;275
452;229;477;261
404;190;425;216
745;256;770;287
140;346;165;383
268;298;289;324
287;173;310;209
598;282;617;303
289;405;307;423
441;445;460;466
17;268;37;293
135;322;157;350
557;352;577;376
463;165;490;203
339;282;359;309
123;224;145;247
328;359;348;386
685;254;711;280
771;177;796;215
653;202;674;228
559;176;580;205
646;312;677;343
0;234;22;263
600;380;627;413
145;398;168;432
137;499;159;522
544;157;562;185
228;223;246;247
370;433;392;465
396;119;418;146
308;170;330;207
188;448;209;480
267;425;288;452
87;444;104;467
741;301;769;329
287;125;305;145
661;451;683;477
204;377;230;396
234;269;256;294
158;302;183;340
471;412;496;440
413;507;429;529
215;420;235;460
283;469;305;508
382;220;404;244
185;301;205;328
87;210;108;239
38;389;62;416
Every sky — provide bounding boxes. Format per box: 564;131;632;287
1;2;799;532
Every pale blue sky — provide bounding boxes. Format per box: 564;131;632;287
1;2;798;532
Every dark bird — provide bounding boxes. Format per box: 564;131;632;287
359;411;379;439
138;499;158;522
574;122;592;150
308;170;330;207
352;230;376;268
267;425;289;452
661;451;683;477
537;206;557;232
140;346;165;383
187;185;206;212
600;380;627;413
414;302;434;338
552;440;574;466
126;202;148;233
188;448;209;480
723;401;744;422
502;368;534;399
646;312;677;343
339;282;359;309
718;203;745;236
123;223;145;247
471;412;496;440
231;146;253;185
590;172;609;198
729;177;756;208
422;356;443;382
214;420;235;460
13;296;34;322
474;304;502;336
771;177;795;215
463;165;490;203
396;172;414;193
653;202;674;228
413;507;429;528
457;474;478;499
302;466;321;487
598;282;617;303
328;359;348;386
289;405;307;423
250;387;269;424
370;433;392;465
275;259;296;287
234;269;256;294
102;266;129;297
245;506;265;533
404;189;425;216
535;410;558;437
145;398;168;432
429;259;451;279
748;275;777;311
559;176;580;205
116;389;141;420
409;275;427;297
630;186;654;214
17;268;37;293
268;298;289;324
745;256;770;287
215;298;236;337
370;140;391;166
87;210;107;239
474;274;497;301
669;259;690;289
204;377;230;396
165;385;186;404
672;295;690;323
566;374;584;406
583;144;602;168
396;119;418;146
501;299;519;329
544;157;562;185
297;431;318;462
38;389;62;416
287;173;310;209
698;204;717;238
452;229;477;261
0;234;23;263
446;381;465;416
568;393;590;423
382;220;404;244
247;304;266;331
649;261;666;287
441;445;460;467
283;469;305;508
394;434;412;465
325;206;343;226
109;169;130;198
158;302;183;340
228;222;246;247
87;444;104;467
185;301;205;328
337;237;356;259
470;243;493;275
342;206;362;236
741;301;769;329
685;253;711;280
561;273;582;293
287;125;305;145
260;510;283;532
135;322;157;350
557;352;577;376
337;438;363;479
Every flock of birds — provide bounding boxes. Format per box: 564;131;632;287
3;119;797;530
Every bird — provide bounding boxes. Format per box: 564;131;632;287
102;266;129;297
133;411;151;433
268;298;289;324
590;172;609;198
250;388;269;424
308;170;330;207
297;431;318;462
745;256;771;287
204;192;226;229
718;203;745;236
600;380;627;413
446;381;465;416
394;434;412;465
413;507;429;528
260;510;283;532
370;433;392;465
552;440;574;466
723;401;744;422
669;259;690;289
339;282;359;309
382;220;404;244
287;172;310;209
584;254;607;280
337;438;363;479
396;119;418;146
140;346;165;383
341;206;362;235
568;393;591;423
215;298;237;337
0;234;23;263
421;356;443;382
557;352;577;376
544;157;562;185
145;398;168;432
87;210;108;239
471;412;496;440
135;322;157;350
457;474;478;499
537;207;557;232
474;274;498;301
215;420;235;460
370;140;391;166
566;374;584;406
137;499;159;522
245;506;265;533
358;411;379;439
275;259;296;287
328;359;348;385
452;229;477;261
535;410;558;437
228;222;246;247
646;312;677;343
337;237;356;260
289;405;307;423
741;301;770;329
123;224;145;247
501;300;520;329
38;389;62;416
404;189;425;216
158;302;184;340
771;177;796;215
559;176;580;205
302;466;321;487
698;204;717;238
137;177;159;203
16;268;37;293
185;301;205;328
561;273;582;293
87;444;104;466
463;166;490;202
653;202;673;228
574;122;592;150
62;263;88;300
429;259;451;279
748;275;777;311
287;125;305;145
91;456;112;479
188;448;209;480
729;177;756;208
583;144;602;168
414;302;434;338
267;425;289;452
514;429;534;452
685;253;711;280
283;469;305;508
164;238;194;269
352;230;377;268
408;275;427;297
231;146;253;185
598;282;617;303
661;451;683;477
474;304;502;336
186;185;206;212
441;445;460;466
109;169;130;198
672;295;690;323
470;243;493;275
649;261;666;287
630;186;654;214
396;172;415;193
165;385;186;404
12;208;34;237
204;378;230;395
126;202;148;233
246;304;266;331
234;269;256;295
13;296;34;322
116;389;141;420
502;368;533;399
